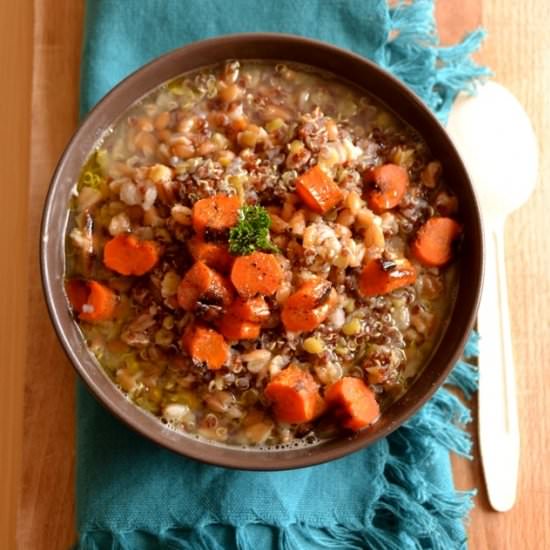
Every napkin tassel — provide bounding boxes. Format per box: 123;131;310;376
381;0;490;122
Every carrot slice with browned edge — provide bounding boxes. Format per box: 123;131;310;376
265;365;325;424
74;280;117;323
411;216;462;267
187;235;233;273
103;233;159;276
358;258;417;297
281;278;336;332
181;323;229;370
325;377;380;431
218;313;261;340
229;296;270;323
230;251;283;298
295;165;343;214
364;163;409;213
177;261;234;312
192;194;240;239
66;279;89;313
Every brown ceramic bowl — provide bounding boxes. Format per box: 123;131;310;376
41;33;483;470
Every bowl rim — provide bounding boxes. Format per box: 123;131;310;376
40;32;483;470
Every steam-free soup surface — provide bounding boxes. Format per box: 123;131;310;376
65;61;461;447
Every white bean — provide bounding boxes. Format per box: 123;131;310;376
142;185;158;210
171;204;192;225
163;404;190;423
241;349;272;373
120;180;141;205
108;212;131;236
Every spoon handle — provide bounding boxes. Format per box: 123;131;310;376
478;220;520;512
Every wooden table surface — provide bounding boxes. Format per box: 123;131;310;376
2;1;549;548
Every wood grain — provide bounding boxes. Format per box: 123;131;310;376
451;1;550;548
5;1;550;548
16;1;83;548
0;2;33;549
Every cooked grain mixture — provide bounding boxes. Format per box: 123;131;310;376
65;61;461;447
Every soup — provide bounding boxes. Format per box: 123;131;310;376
65;60;461;447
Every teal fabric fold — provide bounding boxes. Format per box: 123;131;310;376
76;1;487;548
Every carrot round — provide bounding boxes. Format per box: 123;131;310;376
281;278;336;332
177;261;234;312
66;279;89;313
411;216;462;267
218;313;261;340
230;251;283;298
187;235;233;273
181;323;229;370
358;258;416;297
265;365;325;424
325;377;380;431
364;163;409;213
229;296;270;323
192;194;240;239
73;280;117;323
295;165;343;214
103;233;159;276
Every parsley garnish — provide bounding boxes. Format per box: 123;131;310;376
228;205;279;256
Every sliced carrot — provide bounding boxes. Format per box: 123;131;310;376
264;365;325;424
364;163;409;213
358;258;416;297
325;377;380;431
411;216;462;267
217;296;270;339
177;261;234;312
181;323;229;370
295;165;343;214
76;280;117;323
103;233;159;276
177;281;200;312
192;194;240;239
230;251;283;298
66;279;117;322
218;313;261;340
281;278;336;332
66;279;89;313
187;235;233;273
229;296;270;323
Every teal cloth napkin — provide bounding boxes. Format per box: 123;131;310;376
76;1;487;548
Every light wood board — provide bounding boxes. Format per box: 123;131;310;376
1;1;548;548
0;0;33;548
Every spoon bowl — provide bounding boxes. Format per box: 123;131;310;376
448;81;538;220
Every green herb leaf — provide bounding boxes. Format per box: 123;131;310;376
228;205;279;256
